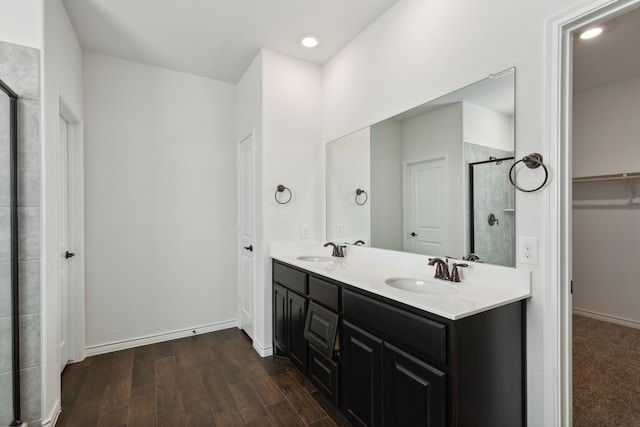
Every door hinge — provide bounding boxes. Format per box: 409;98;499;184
570;280;573;294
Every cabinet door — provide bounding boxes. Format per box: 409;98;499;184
288;290;308;372
342;321;383;427
273;283;288;354
308;345;339;406
384;343;446;427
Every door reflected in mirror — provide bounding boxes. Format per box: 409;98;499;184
326;69;516;266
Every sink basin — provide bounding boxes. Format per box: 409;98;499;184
297;256;333;262
385;277;458;295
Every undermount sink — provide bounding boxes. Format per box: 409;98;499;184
385;277;458;295
297;256;333;262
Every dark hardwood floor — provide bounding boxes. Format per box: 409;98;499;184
57;328;351;427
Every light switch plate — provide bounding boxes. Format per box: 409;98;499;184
336;224;344;237
301;224;309;239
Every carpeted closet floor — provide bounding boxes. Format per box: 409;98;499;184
573;314;640;426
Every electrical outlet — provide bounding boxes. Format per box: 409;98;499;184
336;223;344;237
301;224;309;239
519;237;538;265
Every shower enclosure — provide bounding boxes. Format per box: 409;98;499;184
468;157;515;266
1;77;21;426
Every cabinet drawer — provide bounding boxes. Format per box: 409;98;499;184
273;262;308;295
343;289;447;366
309;276;339;311
308;345;339;406
303;301;339;358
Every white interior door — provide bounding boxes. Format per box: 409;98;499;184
58;115;70;372
238;134;255;339
406;157;446;255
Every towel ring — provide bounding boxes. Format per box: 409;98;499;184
508;153;549;193
275;184;292;204
355;188;368;205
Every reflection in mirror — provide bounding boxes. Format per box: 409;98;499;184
326;69;516;266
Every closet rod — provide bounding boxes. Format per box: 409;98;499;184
572;173;640;184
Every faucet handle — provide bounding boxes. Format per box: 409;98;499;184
450;263;468;282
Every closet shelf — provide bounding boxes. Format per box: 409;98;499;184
573;172;640;183
573;172;640;207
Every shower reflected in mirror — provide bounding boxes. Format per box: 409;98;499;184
468;154;515;266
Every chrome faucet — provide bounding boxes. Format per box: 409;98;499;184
324;242;346;257
428;258;468;282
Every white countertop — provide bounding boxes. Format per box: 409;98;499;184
270;242;531;320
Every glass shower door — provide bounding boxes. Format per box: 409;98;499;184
0;78;20;426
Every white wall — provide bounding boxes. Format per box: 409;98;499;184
42;0;83;423
401;103;464;257
0;0;43;49
370;120;402;250
321;0;583;424
573;75;640;177
572;75;640;326
463;102;513;151
261;50;323;351
262;51;323;245
236;49;323;355
236;51;265;352
326;127;370;243
82;52;237;349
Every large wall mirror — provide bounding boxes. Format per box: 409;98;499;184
326;69;516;266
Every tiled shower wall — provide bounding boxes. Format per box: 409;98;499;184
464;142;515;267
0;41;42;426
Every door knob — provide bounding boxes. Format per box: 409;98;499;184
65;251;75;259
243;245;253;252
410;232;417;237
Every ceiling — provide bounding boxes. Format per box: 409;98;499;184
62;0;400;84
573;6;640;92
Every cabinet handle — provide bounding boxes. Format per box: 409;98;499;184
243;245;253;252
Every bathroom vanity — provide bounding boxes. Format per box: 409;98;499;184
271;243;530;427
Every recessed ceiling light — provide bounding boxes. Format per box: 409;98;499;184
580;27;603;40
301;34;319;48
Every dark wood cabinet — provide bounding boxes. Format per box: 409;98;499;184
304;301;339;358
272;260;525;427
308;344;340;406
273;263;308;372
273;283;288;354
342;321;384;427
287;290;308;371
384;343;446;427
342;320;445;427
